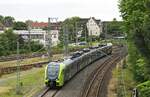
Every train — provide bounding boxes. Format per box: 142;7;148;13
44;43;113;87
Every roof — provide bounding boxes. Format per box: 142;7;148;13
91;17;101;25
79;17;101;26
31;22;48;28
31;22;62;30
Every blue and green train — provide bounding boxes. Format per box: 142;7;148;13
45;43;112;87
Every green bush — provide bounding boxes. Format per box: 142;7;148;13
137;81;150;97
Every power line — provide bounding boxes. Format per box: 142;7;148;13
27;22;32;53
75;22;78;45
47;17;52;62
16;41;21;94
46;17;58;61
63;25;69;57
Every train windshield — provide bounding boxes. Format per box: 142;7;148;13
47;63;60;81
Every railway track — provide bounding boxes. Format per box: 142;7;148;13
80;48;127;97
0;46;88;62
0;45;122;76
35;87;58;97
36;46;127;97
0;53;47;62
0;61;49;75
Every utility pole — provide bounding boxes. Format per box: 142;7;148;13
47;17;58;61
105;23;107;44
47;18;52;62
90;30;92;47
16;41;21;94
84;25;87;43
28;22;31;53
75;22;78;45
64;25;69;57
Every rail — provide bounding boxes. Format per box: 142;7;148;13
80;47;127;97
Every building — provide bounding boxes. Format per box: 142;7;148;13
79;17;102;37
31;22;47;29
45;30;60;46
26;21;62;46
86;17;102;36
15;29;46;45
0;29;60;47
16;29;60;47
31;21;62;30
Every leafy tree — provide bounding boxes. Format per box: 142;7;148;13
59;17;80;43
119;0;150;95
3;16;15;27
137;81;150;97
119;0;150;79
0;15;4;23
0;29;43;56
13;21;28;30
0;29;18;55
103;19;123;36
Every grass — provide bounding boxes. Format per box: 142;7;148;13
122;69;136;97
108;61;136;97
0;67;45;97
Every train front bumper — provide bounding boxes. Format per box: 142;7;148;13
45;79;62;87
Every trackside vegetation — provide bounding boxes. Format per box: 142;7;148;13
119;0;150;96
0;29;43;56
0;68;45;97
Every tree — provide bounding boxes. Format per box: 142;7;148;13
0;29;18;55
119;0;150;95
0;29;44;56
0;15;4;23
13;21;28;30
137;81;150;97
3;16;15;27
119;0;150;80
103;19;123;36
59;17;80;44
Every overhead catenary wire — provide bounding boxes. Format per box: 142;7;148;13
16;41;21;94
63;25;69;57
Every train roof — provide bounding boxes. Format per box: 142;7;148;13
48;62;61;66
48;43;113;66
63;58;72;64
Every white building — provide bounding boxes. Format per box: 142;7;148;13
86;17;102;36
0;29;60;47
45;30;60;47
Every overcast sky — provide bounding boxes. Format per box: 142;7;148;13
0;0;121;22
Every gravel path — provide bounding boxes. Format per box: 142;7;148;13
54;56;110;97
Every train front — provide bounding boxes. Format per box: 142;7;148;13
45;62;63;87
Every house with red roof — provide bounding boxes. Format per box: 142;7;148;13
31;22;62;30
